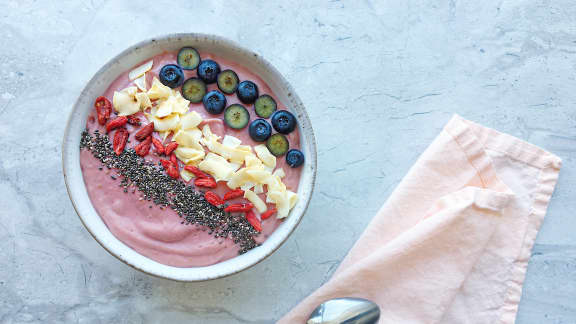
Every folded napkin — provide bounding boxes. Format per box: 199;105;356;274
280;115;561;324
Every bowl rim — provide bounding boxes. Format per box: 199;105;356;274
62;33;317;281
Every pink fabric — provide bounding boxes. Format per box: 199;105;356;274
280;115;561;324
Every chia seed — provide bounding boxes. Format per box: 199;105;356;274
80;130;259;254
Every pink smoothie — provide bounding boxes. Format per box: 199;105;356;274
80;51;302;267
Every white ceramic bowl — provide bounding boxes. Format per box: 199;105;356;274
62;33;316;281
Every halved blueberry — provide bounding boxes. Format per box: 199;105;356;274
177;47;201;70
236;80;259;104
217;70;239;94
266;133;289;157
197;59;220;84
286;149;304;168
270;110;297;134
202;90;227;115
159;64;184;88
254;95;277;118
249;119;272;142
224;104;250;129
181;78;206;103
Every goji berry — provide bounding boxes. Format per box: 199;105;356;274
112;128;129;156
127;115;141;126
134;122;154;141
170;152;178;166
88;115;95;124
134;136;152;156
94;96;112;125
152;137;165;155
194;177;217;188
106;116;127;133
183;165;209;178
260;208;277;220
166;165;179;179
204;191;224;207
160;159;172;170
245;210;262;232
223;189;244;201
164;142;178;155
224;203;254;213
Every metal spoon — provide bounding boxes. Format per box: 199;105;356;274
307;297;380;324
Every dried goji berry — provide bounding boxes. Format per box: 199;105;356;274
164;142;178;155
245;210;262;232
183;165;209;178
127;115;141;126
94;96;112;125
134;122;154;141
152;137;165;155
166;165;179;179
194;177;217;188
223;189;244;201
260;208;277;220
160;159;172;170
204;191;224;207
170;152;178;166
134;136;152;156
224;203;254;213
112;128;129;156
106;116;127;133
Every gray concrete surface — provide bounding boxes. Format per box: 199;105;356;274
1;0;575;323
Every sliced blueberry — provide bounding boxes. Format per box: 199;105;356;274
181;78;206;103
159;64;184;88
254;95;277;118
286;149;304;168
266;133;289;157
249;119;272;142
270;110;297;134
236;80;259;104
217;70;239;94
177;47;201;70
197;59;220;84
202;90;227;115
224;104;250;129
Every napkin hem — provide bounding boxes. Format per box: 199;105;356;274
444;115;562;324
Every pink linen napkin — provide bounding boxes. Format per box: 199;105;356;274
280;115;561;324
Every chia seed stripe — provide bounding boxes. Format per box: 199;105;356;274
80;130;259;254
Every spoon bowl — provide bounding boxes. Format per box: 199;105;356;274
307;297;380;324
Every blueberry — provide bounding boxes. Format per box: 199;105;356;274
266;133;289;156
181;78;206;103
177;47;201;70
159;64;184;88
286;149;304;168
197;59;220;84
236;80;259;104
217;70;239;94
248;119;272;142
224;104;250;129
270;110;297;134
202;90;227;115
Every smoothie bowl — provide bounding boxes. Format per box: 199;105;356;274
62;34;316;281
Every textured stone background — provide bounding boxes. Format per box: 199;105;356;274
1;0;575;323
